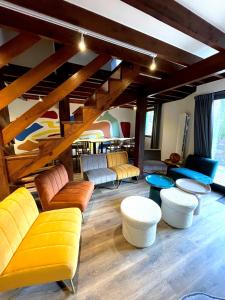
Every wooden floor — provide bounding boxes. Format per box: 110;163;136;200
1;179;225;300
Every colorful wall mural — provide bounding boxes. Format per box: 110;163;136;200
15;109;60;153
9;99;135;153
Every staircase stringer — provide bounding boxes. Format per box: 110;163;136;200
7;64;140;182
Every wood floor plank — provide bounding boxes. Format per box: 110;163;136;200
0;179;225;300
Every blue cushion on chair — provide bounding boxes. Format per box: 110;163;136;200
84;168;116;185
169;167;213;185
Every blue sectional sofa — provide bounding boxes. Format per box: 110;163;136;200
168;155;218;185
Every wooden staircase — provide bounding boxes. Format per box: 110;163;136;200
6;63;140;182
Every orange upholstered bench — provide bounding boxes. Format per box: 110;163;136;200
35;164;94;212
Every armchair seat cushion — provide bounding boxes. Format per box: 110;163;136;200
169;167;213;185
85;168;116;185
143;160;167;174
35;164;94;212
0;208;81;291
49;181;94;211
110;164;140;180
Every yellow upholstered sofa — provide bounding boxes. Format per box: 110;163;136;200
106;151;140;185
0;188;82;293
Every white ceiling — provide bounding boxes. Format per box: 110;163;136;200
177;0;225;33
65;0;224;59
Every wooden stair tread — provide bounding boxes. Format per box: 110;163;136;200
6;151;39;160
62;120;83;124
36;136;62;141
83;105;97;109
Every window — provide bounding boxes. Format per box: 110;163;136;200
145;111;154;136
212;98;225;186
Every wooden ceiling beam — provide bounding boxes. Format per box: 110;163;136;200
6;0;201;66
0;32;40;69
0;45;78;110
148;52;225;96
69;99;86;104
0;5;195;76
113;91;139;107
122;0;225;51
2;54;111;145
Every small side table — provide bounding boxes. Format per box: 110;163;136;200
145;174;175;207
175;178;211;215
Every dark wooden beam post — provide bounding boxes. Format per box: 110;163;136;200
57;56;74;181
58;98;73;181
134;91;147;175
151;103;162;149
54;42;74;181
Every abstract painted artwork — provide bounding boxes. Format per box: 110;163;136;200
15;109;132;153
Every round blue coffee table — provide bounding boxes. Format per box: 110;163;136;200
145;174;175;206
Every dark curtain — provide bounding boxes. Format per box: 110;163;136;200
151;103;162;149
194;93;214;158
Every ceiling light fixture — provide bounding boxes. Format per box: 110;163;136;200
0;0;159;60
38;96;43;102
150;55;157;71
133;106;137;111
79;32;86;52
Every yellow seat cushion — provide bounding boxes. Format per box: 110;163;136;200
0;208;81;291
0;188;39;276
107;151;128;168
110;164;140;180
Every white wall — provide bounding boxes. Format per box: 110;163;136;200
109;107;136;137
160;95;194;160
160;78;225;160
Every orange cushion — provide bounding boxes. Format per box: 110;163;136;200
49;181;94;212
35;164;69;210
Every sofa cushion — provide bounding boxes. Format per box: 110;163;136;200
107;151;128;168
35;164;69;209
143;160;167;174
0;208;81;291
85;168;116;185
110;164;140;180
169;167;213;185
80;154;107;172
49;181;94;212
0;188;39;275
185;155;218;179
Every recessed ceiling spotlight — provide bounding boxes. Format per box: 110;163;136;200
133;106;137;111
38;96;43;102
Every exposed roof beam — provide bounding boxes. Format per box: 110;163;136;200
122;0;225;51
148;52;225;96
5;0;201;66
0;32;40;69
0;7;182;75
113;91;138;107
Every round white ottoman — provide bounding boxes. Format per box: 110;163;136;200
120;196;161;248
160;187;198;229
